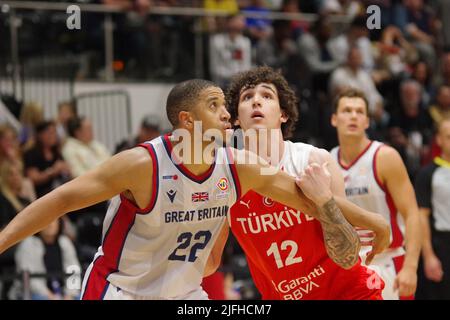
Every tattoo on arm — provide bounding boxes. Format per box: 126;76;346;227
318;198;361;269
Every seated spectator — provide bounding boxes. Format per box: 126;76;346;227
411;60;435;106
62;117;111;178
255;19;298;72
436;51;450;87
0;161;34;300
388;79;433;177
24;121;71;199
429;85;450;129
280;0;309;39
242;0;272;43
329;46;384;120
55;101;77;143
0;125;21;166
19;102;44;150
209;14;252;88
399;0;437;69
203;0;239;32
328;16;375;72
13;219;81;300
115;114;162;154
320;0;362;18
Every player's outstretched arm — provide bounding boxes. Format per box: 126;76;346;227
0;147;153;255
311;148;391;264
233;149;360;269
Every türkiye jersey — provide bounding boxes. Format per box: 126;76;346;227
330;141;406;256
81;134;241;299
230;141;383;300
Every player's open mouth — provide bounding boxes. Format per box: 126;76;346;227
251;111;264;119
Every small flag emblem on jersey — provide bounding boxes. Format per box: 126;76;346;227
167;189;177;203
192;192;209;202
163;174;178;180
263;197;274;207
217;178;229;191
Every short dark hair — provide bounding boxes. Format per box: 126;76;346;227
226;66;299;138
333;88;369;114
35;120;55;135
166;79;219;126
67;116;85;137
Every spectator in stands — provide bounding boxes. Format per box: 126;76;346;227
329;46;384;120
429;85;450;129
297;15;340;94
280;0;309;39
14;219;81;300
411;60;435;106
115;114;162;154
415;118;450;300
209;14;252;88
328;16;375;72
388;79;433;178
62;116;111;178
19;102;44;150
55;101;77;143
203;0;239;32
0;161;34;300
320;0;362;18
399;0;437;69
0;125;21;166
242;0;272;43
255;19;298;73
24;121;71;199
436;52;450;88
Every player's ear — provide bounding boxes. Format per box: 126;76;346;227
280;110;288;124
331;113;337;128
179;111;193;129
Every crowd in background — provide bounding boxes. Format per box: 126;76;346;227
0;0;450;300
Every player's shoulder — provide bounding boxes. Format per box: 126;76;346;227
307;146;332;164
112;146;154;173
376;144;402;164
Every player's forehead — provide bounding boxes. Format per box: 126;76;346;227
239;82;278;96
337;97;367;111
199;86;225;102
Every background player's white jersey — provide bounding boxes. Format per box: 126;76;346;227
330;141;406;254
81;135;240;299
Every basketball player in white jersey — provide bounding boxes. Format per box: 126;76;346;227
0;79;373;300
330;88;422;299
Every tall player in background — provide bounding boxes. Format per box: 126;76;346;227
0;79;371;300
330;89;422;299
219;66;390;300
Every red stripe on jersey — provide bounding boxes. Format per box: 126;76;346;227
372;144;404;248
338;140;374;171
82;201;136;299
386;191;404;248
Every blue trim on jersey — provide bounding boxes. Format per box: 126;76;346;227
100;282;110;300
162;134;217;184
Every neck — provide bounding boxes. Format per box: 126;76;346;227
440;152;450;163
41;235;56;245
169;133;216;175
338;134;371;165
243;128;285;166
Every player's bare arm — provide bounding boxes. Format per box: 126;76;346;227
0;147;153;255
310;148;391;263
233;148;361;269
204;223;230;277
376;145;421;296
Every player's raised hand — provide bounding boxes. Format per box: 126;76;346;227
295;162;333;206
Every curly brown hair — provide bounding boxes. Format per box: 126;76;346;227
226;66;299;138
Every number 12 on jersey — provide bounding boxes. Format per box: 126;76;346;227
266;240;303;269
